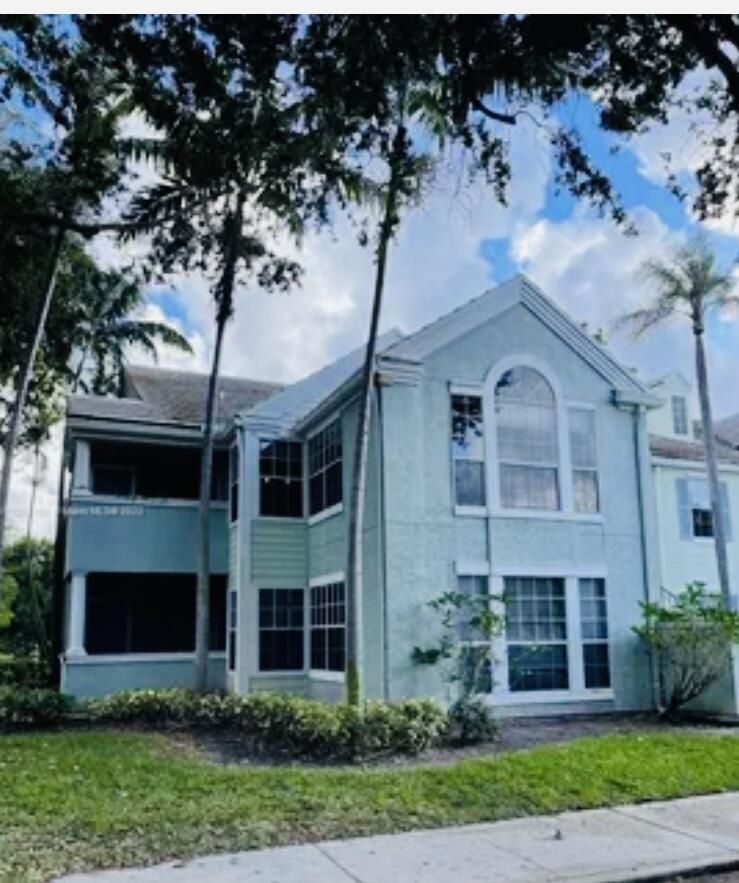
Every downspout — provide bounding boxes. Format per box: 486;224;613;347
376;384;390;700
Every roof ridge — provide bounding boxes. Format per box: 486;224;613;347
125;363;283;388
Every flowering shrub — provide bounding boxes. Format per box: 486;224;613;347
0;688;73;729
89;689;446;759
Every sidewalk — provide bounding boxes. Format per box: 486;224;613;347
56;791;739;883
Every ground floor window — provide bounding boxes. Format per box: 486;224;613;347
258;588;304;671
85;573;226;654
310;580;346;672
457;575;492;692
502;575;610;694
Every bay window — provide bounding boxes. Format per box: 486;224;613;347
308;419;343;516
310;580;346;673
259;440;303;517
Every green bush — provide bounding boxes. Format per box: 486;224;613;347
446;696;499;746
0;657;51;688
89;689;447;759
0;688;73;729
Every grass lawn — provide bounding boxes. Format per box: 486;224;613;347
3;730;739;882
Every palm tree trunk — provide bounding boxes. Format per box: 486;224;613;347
0;225;65;598
694;322;731;599
194;195;244;692
345;126;405;707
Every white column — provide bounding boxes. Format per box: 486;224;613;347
72;440;91;494
67;572;87;657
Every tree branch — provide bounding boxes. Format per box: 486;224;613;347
667;16;739;116
472;97;517;126
0;212;137;237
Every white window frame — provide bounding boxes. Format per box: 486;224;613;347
229;442;240;524
308;572;346;681
450;388;486;514
257;587;305;674
307;417;343;522
258;438;304;519
672;395;689;436
485;355;573;516
568;404;600;515
455;563;613;705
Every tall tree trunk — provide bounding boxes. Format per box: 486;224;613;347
345;126;405;707
25;441;48;658
194;196;244;692
694;318;731;599
0;226;65;597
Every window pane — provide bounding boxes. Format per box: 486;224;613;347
259;441;303;517
583;644;610;688
454;461;485;506
460;645;493;693
451;395;484;461
500;465;559;510
672;396;688;435
308;420;343;516
692;508;714;537
457;575;488;640
569;409;597;468
508;645;569;692
258;589;304;671
573;470;599;514
310;581;346;672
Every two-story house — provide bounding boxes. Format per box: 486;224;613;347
61;275;664;715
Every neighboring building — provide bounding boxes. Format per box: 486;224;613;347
59;275;673;716
647;372;739;715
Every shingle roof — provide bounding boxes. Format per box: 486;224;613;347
716;413;739;449
68;365;283;427
245;329;404;431
649;433;739;465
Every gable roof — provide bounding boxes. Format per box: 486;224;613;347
384;274;651;397
243;329;404;433
68;365;282;428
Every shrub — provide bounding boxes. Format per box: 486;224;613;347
634;582;739;717
0;657;51;688
446;696;499;746
89;689;447;759
0;687;73;729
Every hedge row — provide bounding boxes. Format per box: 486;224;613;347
90;689;449;758
0;687;73;728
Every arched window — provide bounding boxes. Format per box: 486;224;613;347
495;366;559;510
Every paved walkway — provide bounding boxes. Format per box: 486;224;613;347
56;792;739;883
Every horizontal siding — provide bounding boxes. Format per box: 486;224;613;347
228;523;238;590
251;519;307;585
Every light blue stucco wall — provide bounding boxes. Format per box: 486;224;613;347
66;500;228;574
61;657;226;699
380;302;655;711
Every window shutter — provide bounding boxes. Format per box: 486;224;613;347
720;482;732;542
676;478;692;539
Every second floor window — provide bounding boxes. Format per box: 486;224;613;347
677;476;732;542
229;444;239;523
259;440;303;517
451;395;485;506
308;419;343;516
495;366;559;511
672;396;688;435
569;408;599;514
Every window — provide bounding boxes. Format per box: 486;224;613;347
672;395;689;436
504;577;568;691
310;580;346;672
308;420;343;516
227;590;237;671
259;440;303;517
85;573;226;654
451;395;485;506
677;477;732;542
457;575;492;692
229;445;239;523
258;589;304;670
495;367;559;510
569;408;599;514
579;578;610;688
89;442;228;501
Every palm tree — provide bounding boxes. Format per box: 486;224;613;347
69;268;192;396
620;237;739;599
